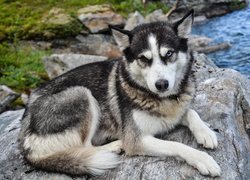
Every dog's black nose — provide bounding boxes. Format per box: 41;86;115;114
155;79;169;92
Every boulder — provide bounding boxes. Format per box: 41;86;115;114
195;42;231;54
0;85;20;113
71;34;122;58
77;4;111;14
0;53;249;179
78;5;125;33
124;11;207;31
124;11;145;30
188;35;213;50
193;15;208;25
40;8;82;39
145;9;166;23
43;54;107;79
161;0;247;18
189;35;231;54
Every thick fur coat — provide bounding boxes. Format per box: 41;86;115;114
19;10;221;177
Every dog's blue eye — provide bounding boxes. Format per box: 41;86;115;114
165;50;173;57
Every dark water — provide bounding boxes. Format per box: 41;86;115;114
192;5;250;78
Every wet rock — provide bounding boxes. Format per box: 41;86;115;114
0;85;20;113
195;42;231;54
193;15;208;25
43;54;107;79
78;5;125;33
189;35;231;54
189;35;213;50
0;53;249;179
124;11;145;30
71;34;122;58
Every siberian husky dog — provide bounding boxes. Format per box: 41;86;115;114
19;10;221;177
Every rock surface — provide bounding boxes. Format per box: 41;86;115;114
0;53;249;179
0;85;20;113
162;0;247;18
42;8;73;26
188;35;213;50
124;11;145;30
40;7;82;39
78;5;125;33
195;42;231;54
43;53;107;79
188;35;231;53
71;34;122;58
145;9;166;23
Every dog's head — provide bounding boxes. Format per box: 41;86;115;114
111;10;194;98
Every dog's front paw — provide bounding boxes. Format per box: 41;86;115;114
193;124;218;149
186;150;221;177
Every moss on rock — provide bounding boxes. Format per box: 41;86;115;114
229;0;247;11
0;0;170;41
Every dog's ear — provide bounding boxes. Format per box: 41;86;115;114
109;25;132;50
173;9;194;38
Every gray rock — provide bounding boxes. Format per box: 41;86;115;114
0;54;249;179
195;42;231;54
0;85;20;113
71;34;122;58
189;35;213;50
78;5;125;33
124;11;145;30
40;7;79;39
145;9;167;23
43;54;107;79
162;0;247;18
189;35;231;54
193;15;208;25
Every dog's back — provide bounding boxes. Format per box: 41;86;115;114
19;60;122;175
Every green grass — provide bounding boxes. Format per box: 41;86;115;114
229;0;246;11
0;0;169;40
113;0;170;17
0;42;50;92
0;0;170;94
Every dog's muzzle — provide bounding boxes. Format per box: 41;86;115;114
155;79;169;92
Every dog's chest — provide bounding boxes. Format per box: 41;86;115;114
132;99;188;135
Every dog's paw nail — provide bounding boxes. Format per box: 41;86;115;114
188;151;221;177
195;127;218;149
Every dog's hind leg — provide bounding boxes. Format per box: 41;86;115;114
21;87;121;175
181;109;218;149
139;135;221;177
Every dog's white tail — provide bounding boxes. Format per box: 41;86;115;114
27;147;120;175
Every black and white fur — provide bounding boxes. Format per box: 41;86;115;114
19;10;221;177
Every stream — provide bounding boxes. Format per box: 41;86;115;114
192;4;250;78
